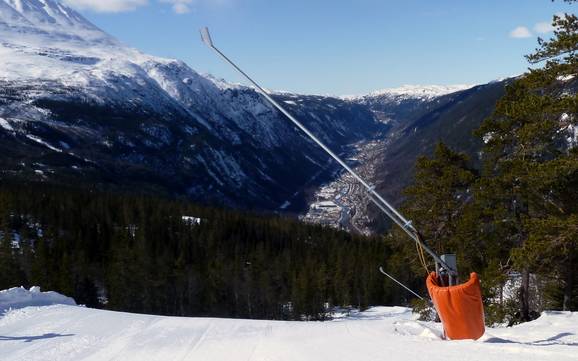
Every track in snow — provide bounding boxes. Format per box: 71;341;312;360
0;305;577;361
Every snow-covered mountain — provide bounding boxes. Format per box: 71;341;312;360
343;84;475;127
370;84;473;98
344;84;474;102
368;80;510;212
0;0;123;80
0;0;385;209
0;0;512;213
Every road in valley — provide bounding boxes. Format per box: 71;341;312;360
300;139;388;234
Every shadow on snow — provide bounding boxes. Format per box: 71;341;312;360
0;333;74;343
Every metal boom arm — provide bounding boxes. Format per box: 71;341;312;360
199;27;455;275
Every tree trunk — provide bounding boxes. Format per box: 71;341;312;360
520;269;530;321
563;262;574;311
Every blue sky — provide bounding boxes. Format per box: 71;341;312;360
65;0;574;95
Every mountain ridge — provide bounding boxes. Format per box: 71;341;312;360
342;84;474;101
0;0;388;210
0;0;510;216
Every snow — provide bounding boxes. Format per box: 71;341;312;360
0;0;335;196
0;286;76;314
0;0;123;82
369;84;474;98
565;123;578;148
314;200;338;208
343;84;474;101
0;116;13;131
557;74;575;82
25;134;63;152
0;289;576;361
559;113;577;148
483;132;494;144
181;216;202;225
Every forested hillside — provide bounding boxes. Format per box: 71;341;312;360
382;6;578;325
0;183;399;320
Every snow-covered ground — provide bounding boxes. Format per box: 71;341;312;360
0;287;576;361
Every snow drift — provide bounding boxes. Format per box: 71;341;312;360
0;286;76;314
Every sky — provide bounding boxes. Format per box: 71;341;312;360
63;0;575;95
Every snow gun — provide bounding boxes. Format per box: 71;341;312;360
200;27;485;340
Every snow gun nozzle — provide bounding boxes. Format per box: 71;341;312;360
200;27;213;47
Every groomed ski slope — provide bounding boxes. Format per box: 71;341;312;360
0;290;577;361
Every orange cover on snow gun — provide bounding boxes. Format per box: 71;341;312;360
426;272;485;340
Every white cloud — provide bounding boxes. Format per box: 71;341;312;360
63;0;148;12
534;21;555;34
509;26;532;39
160;0;193;14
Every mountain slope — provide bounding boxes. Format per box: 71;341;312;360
0;0;386;209
345;84;473;126
299;81;508;232
364;80;509;206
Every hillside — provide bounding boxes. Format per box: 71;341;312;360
0;0;386;210
0;183;392;319
0;0;515;214
371;80;509;205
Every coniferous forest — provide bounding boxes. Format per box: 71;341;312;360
0;183;395;320
381;7;578;325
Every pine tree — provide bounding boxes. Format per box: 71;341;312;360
476;4;578;319
388;142;477;282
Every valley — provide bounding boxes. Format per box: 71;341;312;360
0;0;508;227
301;138;387;234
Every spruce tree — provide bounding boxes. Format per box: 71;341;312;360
476;4;578;319
388;143;477;281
